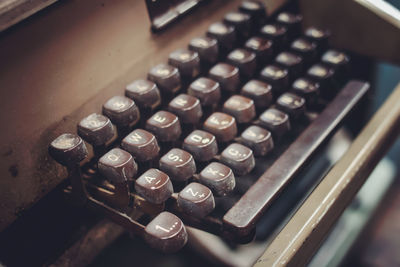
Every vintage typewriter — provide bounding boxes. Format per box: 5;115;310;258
0;0;399;266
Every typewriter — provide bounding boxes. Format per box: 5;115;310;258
2;0;398;266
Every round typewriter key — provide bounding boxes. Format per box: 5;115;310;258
290;38;317;65
260;65;289;93
78;113;115;146
168;49;200;79
159;148;196;182
304;26;330;51
183;130;218;162
125;79;161;110
98;148;138;183
291;77;319;104
227;48;257;79
239;0;267;27
220;143;255;176
199;162;235;196
168;94;203;124
49;133;88;166
208;63;240;92
259;108;291;137
241;125;274;156
260;24;287;49
144;212;188;253
223;95;256;123
245;37;273;65
207;22;236;53
148;63;181;94
188;77;221;106
276;12;303;37
188;36;219;65
223;11;252;40
146;111;182;142
135;168;173;204
307;63;336;99
178;182;215;218
241;80;273;109
204;112;237;143
275;51;303;79
321;50;350;80
121;129;160;162
102;96;140;127
276;92;306;118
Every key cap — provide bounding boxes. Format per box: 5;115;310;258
188;36;219;65
103;96;140;127
321;50;350;80
223;95;256;123
168;94;202;124
188;77;221;106
121;129;160;162
146;111;182;142
148;63;181;94
275;51;303;78
276;12;302;37
144;211;187;253
290;38;317;65
159;148;196;182
260;24;287;49
98;148;138;183
241;125;274;156
244;37;273;66
307;63;336;99
239;0;267;28
276;92;306;118
209;63;240;92
199;162;235;196
182;130;218;162
220;143;255;176
226;48;257;79
168;49;200;79
125;79;161;110
241;80;273;109
207;22;236;53
291;77;319;104
178;182;215;218
78;113;115;146
49;133;88;166
259;65;289;93
204;112;237;142
259;108;291;137
304;26;330;51
135;168;173;204
223;11;252;40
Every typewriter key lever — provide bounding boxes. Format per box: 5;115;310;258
49;134;187;253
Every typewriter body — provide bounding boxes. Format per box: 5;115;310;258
0;0;399;266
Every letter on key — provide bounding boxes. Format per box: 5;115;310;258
146;111;182;142
241;126;274;157
98;148;138;183
276;92;306;118
188;77;221;106
259;108;291;137
144;212;188;253
125;79;161;110
241;80;273;109
199;162;235;196
221;143;255;176
148;63;181;94
204;112;237;143
209;63;240;92
135;169;173;204
227;48;257;79
78;113;115;146
182;130;218;162
168;49;200;79
188;36;219;65
102;96;140;127
178;182;215;218
168;94;203;124
121;129;160;162
223;95;256;123
159;148;196;182
49;133;88;166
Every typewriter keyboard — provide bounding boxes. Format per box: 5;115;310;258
49;0;369;253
